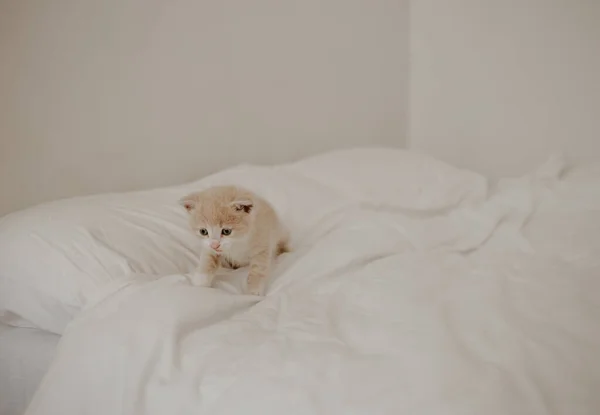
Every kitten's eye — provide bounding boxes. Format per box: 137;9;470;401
199;228;208;236
221;228;232;236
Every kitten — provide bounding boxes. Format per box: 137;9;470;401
179;185;289;295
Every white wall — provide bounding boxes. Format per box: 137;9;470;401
410;0;600;177
0;0;408;215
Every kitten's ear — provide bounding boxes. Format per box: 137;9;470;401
179;194;198;213
230;199;253;214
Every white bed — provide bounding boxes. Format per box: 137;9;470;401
0;148;598;415
0;324;59;415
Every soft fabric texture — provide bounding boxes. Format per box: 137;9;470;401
23;155;600;414
0;148;486;334
0;324;60;415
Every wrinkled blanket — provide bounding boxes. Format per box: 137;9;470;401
25;158;600;415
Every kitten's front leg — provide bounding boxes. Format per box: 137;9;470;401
246;249;271;296
190;251;220;287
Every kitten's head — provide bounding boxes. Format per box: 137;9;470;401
179;186;254;254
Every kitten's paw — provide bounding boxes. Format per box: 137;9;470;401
246;274;266;296
248;286;263;296
188;271;214;287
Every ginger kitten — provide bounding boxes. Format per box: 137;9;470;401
180;185;289;295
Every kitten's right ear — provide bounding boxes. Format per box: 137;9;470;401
230;199;253;214
179;194;198;213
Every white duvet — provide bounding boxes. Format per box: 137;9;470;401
23;152;600;415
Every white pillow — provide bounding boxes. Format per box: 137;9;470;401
0;187;202;334
0;148;487;334
286;147;488;210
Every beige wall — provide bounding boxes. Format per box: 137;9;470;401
0;0;408;215
409;0;600;177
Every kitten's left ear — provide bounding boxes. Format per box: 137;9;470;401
179;194;198;213
230;199;253;214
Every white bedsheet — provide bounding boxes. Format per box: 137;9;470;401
0;325;59;415
24;160;600;415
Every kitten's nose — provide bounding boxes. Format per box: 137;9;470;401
210;240;220;249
